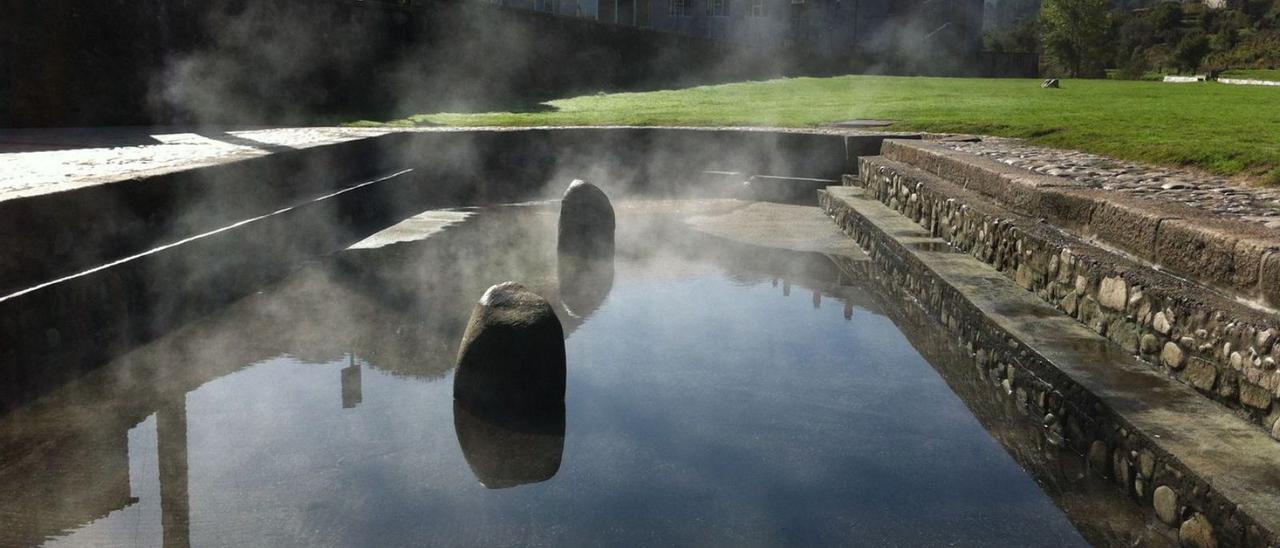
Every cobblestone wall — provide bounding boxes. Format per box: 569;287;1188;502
822;188;1279;548
854;156;1280;440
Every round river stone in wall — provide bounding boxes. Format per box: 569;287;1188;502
1153;485;1179;525
558;179;616;259
454;282;567;413
1162;342;1187;369
1179;513;1217;548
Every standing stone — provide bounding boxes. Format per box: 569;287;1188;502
558;180;616;259
455;282;566;413
1179;513;1217;548
1153;485;1179;525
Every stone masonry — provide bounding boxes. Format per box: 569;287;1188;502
852;148;1280;438
822;186;1280;548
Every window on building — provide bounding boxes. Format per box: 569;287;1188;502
748;0;764;17
707;0;728;16
669;0;690;17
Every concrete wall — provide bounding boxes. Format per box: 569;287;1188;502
0;127;888;408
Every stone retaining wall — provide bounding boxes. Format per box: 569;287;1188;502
853;155;1280;437
879;140;1280;310
821;188;1279;548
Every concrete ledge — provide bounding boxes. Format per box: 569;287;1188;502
0;127;913;296
822;185;1280;548
855;155;1280;434
879;139;1280;308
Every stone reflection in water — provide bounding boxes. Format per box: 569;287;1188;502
453;400;566;489
557;254;614;322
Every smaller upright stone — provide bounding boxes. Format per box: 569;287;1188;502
558;180;616;259
455;282;566;414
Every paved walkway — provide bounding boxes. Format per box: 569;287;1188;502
0;127;395;201
940;139;1280;228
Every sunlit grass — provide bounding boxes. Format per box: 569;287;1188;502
373;75;1280;183
1221;69;1280;82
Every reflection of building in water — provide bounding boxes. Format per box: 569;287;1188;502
0;415;136;546
342;355;363;409
0;394;194;547
158;399;191;548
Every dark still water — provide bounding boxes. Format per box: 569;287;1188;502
6;202;1090;547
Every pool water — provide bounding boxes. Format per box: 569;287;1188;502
6;202;1093;547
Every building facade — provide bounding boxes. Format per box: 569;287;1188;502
495;0;984;59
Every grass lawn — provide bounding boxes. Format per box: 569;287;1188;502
366;75;1280;184
1221;68;1280;82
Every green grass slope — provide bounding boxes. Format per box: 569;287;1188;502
385;76;1280;184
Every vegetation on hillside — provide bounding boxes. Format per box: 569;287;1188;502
985;0;1280;77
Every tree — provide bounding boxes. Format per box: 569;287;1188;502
1173;31;1212;73
1040;0;1112;77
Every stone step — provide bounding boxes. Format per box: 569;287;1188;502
878;139;1280;310
820;185;1280;548
852;154;1280;434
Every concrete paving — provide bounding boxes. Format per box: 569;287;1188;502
0;126;396;201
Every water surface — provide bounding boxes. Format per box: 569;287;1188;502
5;203;1092;547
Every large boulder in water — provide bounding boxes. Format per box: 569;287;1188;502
453;400;564;489
454;282;566;413
558;180;615;259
